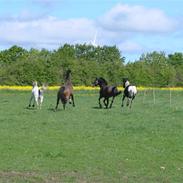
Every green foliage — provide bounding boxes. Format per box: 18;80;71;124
0;45;182;86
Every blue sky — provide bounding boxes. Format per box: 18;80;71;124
0;0;182;61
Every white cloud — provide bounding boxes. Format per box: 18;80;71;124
0;2;181;60
99;3;177;33
118;41;143;53
0;16;96;47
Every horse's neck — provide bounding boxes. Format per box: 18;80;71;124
33;85;38;89
99;83;107;88
65;79;72;86
65;72;71;81
125;81;130;88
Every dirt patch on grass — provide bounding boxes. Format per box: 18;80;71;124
0;171;88;183
0;171;44;183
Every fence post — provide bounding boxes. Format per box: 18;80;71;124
169;89;172;107
153;89;155;104
143;90;146;104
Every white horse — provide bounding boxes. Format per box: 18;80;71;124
28;81;47;109
38;84;47;109
121;78;137;108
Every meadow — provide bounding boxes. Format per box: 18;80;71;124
0;89;183;183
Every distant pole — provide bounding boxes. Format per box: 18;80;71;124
153;89;156;104
143;90;146;104
169;88;172;107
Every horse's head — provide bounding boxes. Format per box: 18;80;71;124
93;77;108;87
32;81;38;87
65;69;72;81
66;69;71;74
93;78;99;86
123;78;130;88
41;83;48;91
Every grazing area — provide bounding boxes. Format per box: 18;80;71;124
0;89;183;182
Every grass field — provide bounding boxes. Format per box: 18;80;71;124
0;89;183;183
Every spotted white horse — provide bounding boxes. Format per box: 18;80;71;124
28;81;47;109
121;78;137;108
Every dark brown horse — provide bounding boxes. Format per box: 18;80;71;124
93;77;121;108
55;69;75;110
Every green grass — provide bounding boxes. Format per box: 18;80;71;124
0;89;183;182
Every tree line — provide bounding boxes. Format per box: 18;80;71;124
0;44;183;87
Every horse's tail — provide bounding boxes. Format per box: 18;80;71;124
116;90;122;96
57;86;67;103
112;87;122;96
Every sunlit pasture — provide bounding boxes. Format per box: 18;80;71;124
0;89;183;182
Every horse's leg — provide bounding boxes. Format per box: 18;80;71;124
69;96;72;104
106;98;109;108
32;94;38;108
126;98;130;106
32;96;36;107
71;94;75;107
40;96;44;109
55;96;60;110
103;98;107;108
121;95;125;107
29;94;34;107
99;96;102;108
38;97;43;109
129;99;133;108
109;96;115;108
63;103;66;110
103;98;109;108
130;95;135;108
35;97;39;109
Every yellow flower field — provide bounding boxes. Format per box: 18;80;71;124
0;85;99;91
1;85;183;91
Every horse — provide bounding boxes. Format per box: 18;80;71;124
38;84;47;109
28;81;39;108
93;77;121;108
28;81;47;109
121;78;137;108
55;69;75;110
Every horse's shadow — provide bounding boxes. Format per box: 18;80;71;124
92;106;115;110
48;107;56;112
48;106;74;112
47;107;63;112
92;106;102;109
25;106;37;110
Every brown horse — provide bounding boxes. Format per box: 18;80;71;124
55;69;75;110
93;77;121;108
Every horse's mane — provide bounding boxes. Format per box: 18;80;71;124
123;78;130;88
123;78;128;83
99;77;108;85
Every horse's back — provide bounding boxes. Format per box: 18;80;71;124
128;86;137;94
101;85;120;98
58;85;73;101
125;85;137;98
